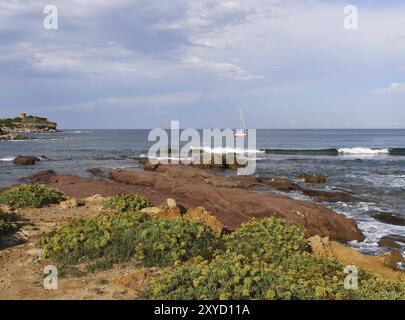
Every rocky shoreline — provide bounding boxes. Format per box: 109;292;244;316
21;165;363;242
0;161;404;299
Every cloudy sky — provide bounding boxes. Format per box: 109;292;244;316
0;0;404;129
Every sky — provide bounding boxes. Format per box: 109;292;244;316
0;0;404;129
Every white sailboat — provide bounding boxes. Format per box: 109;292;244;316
234;109;247;137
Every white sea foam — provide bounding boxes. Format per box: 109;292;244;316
338;147;390;155
363;174;405;188
191;147;264;154
327;201;405;257
0;157;15;162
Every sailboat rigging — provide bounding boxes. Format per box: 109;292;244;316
234;109;247;137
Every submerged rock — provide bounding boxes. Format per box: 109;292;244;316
24;170;57;184
378;235;405;251
297;173;327;184
87;168;104;177
265;178;302;192
302;189;361;203
370;211;405;227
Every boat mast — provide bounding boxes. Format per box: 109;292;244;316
240;109;246;131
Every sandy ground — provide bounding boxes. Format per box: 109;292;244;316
0;204;158;300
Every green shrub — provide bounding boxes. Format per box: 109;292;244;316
104;194;151;212
0;211;13;236
148;252;405;300
223;217;309;263
146;217;405;300
41;212;219;271
0;184;64;208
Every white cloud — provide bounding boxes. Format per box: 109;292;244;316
376;82;405;94
182;56;262;80
26;92;198;114
15;42;168;78
101;92;197;108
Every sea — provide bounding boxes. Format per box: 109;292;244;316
1;129;404;259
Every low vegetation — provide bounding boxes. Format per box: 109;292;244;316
223;217;309;263
0;117;22;128
103;193;151;212
39;192;405;299
0;184;64;209
41;212;219;272
146;217;405;300
0;210;13;236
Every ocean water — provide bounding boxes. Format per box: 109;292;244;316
1;129;404;257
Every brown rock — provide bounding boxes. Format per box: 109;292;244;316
185;207;224;236
266;178;302;192
25;170;57;184
13;156;39;166
378;235;405;251
87;168;104;177
370;211;405;227
166;198;177;209
322;241;405;281
157;207;182;220
190;153;246;170
298;173;327;184
308;235;334;258
379;251;405;270
84;194;106;204
302;189;361;203
59;198;82;210
39;165;364;242
140;207;163;216
139;159;160;171
109;165;364;242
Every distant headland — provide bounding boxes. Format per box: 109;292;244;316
0;113;58;141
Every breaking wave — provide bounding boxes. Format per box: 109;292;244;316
263;148;405;156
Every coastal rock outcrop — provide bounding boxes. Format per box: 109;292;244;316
0;114;57;141
109;165;364;242
24;170;57;183
26;164;364;241
308;236;405;279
